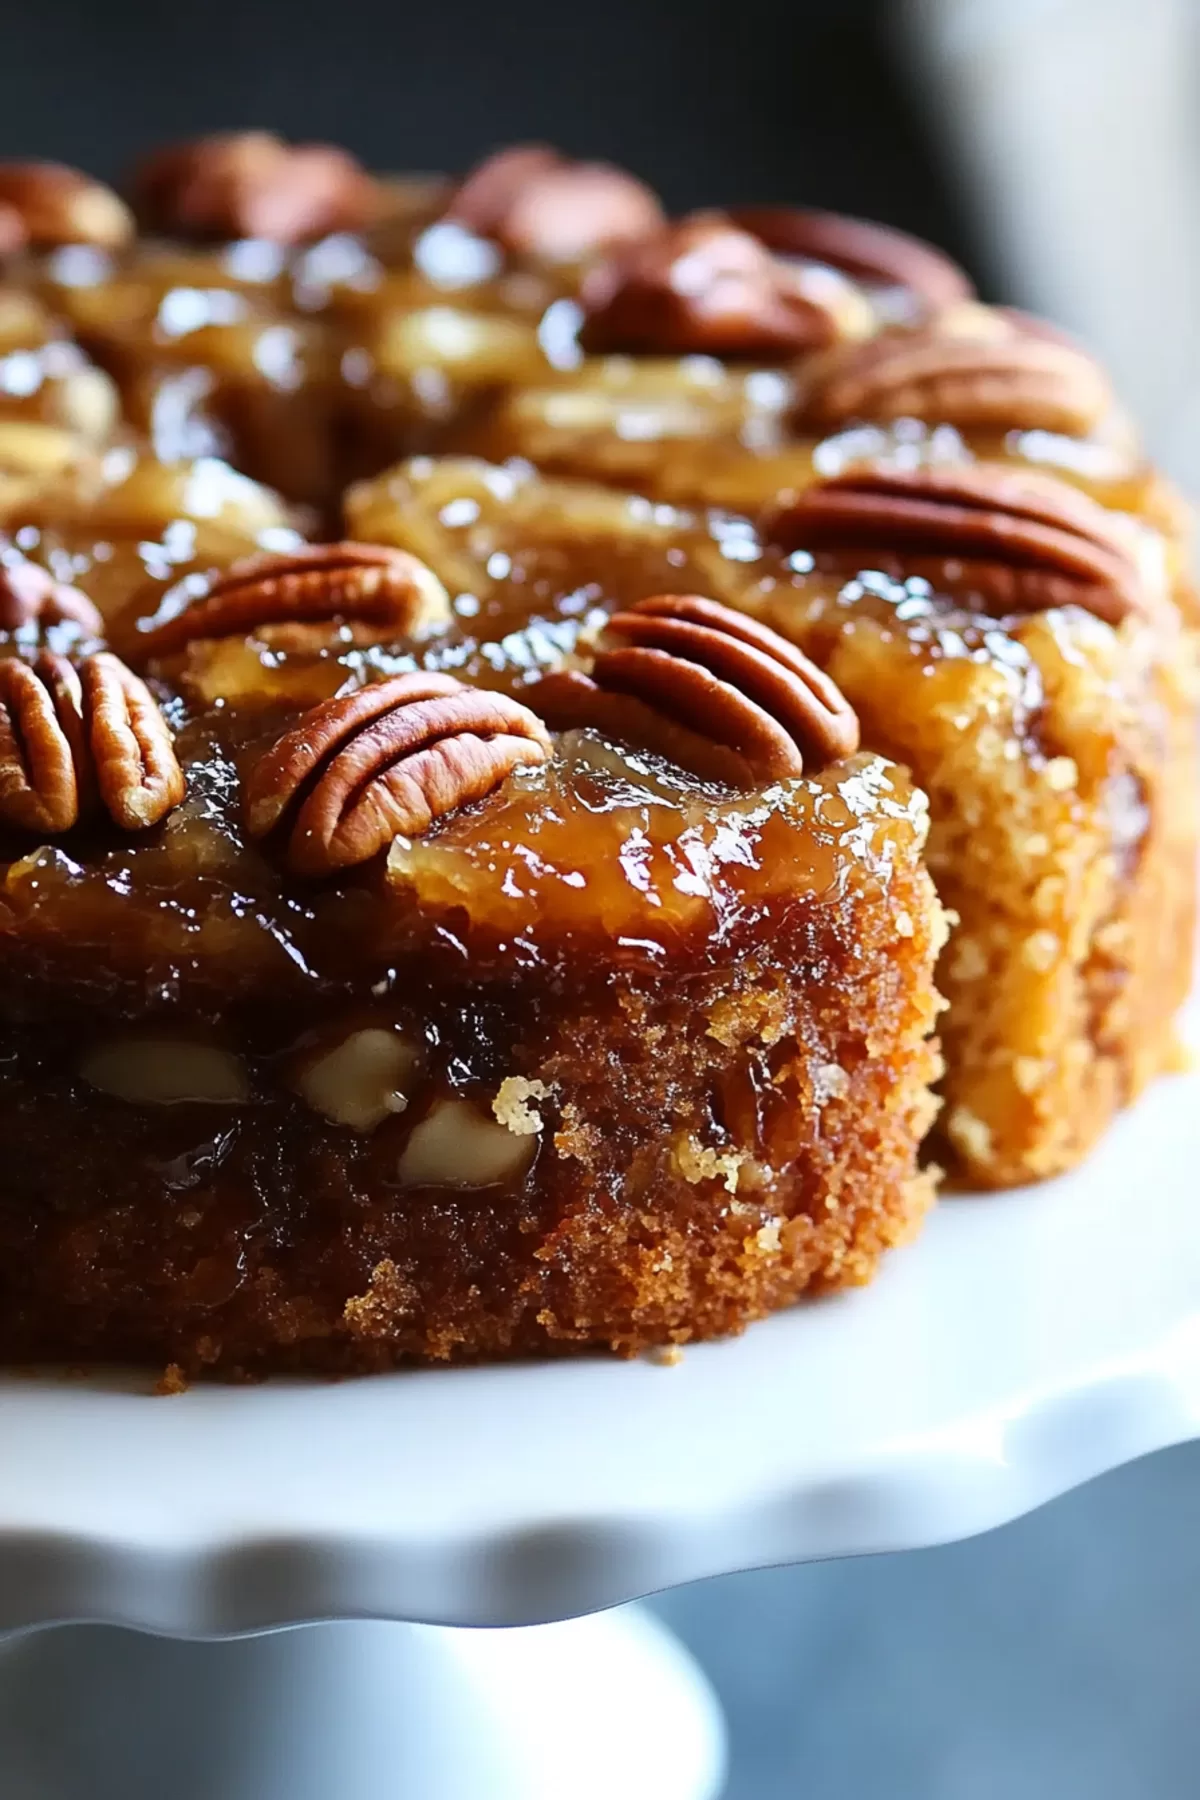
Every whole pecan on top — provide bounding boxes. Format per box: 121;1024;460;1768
0;650;184;835
0;161;134;249
130;132;379;243
531;594;859;784
124;543;452;663
794;302;1115;438
446;142;664;262
579;213;871;359
0;558;103;637
0;204;27;255
728;205;973;311
762;463;1149;625
245;672;552;876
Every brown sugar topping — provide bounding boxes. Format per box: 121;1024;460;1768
245;671;553;876
447;143;665;262
795;303;1115;437
728;204;973;308
125;542;452;661
579;213;854;358
763;463;1149;625
532;593;859;782
130;131;379;242
0;557;103;636
0;650;184;834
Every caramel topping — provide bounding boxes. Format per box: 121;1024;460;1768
447;143;664;261
0;557;103;636
130;132;378;243
728;204;973;308
579;213;858;359
0;161;134;249
764;463;1148;624
0;649;183;834
532;593;859;782
245;671;553;876
796;303;1115;437
124;542;452;661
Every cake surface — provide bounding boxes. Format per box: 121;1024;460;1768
0;134;1194;1374
349;454;1197;1186
0;501;943;1373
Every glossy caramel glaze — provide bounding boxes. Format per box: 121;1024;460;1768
0;448;944;1374
350;457;1198;1186
0;148;1194;1375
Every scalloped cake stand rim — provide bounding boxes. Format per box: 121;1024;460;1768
0;1002;1197;1635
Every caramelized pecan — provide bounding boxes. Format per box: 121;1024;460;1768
0;161;134;248
795;303;1114;436
245;672;552;875
447;144;561;230
0;651;182;834
728;204;973;308
126;543;452;661
763;464;1148;624
0;653;88;832
0;559;103;636
532;595;858;782
83;653;187;829
131;132;378;242
579;213;867;358
0;203;26;255
448;143;664;261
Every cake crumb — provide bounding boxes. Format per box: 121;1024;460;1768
650;1344;684;1367
813;1062;850;1103
493;1076;549;1136
947;1105;993;1164
344;1259;417;1339
674;1132;745;1193
155;1362;188;1396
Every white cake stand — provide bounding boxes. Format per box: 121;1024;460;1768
0;1003;1197;1800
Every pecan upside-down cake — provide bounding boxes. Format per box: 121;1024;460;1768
0;137;1194;1376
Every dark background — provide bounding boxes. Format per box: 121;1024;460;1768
0;0;984;281
3;2;1196;1795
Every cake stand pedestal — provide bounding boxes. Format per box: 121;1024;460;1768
0;1611;723;1800
0;1008;1196;1799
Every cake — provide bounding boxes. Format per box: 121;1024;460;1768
0;502;944;1372
348;455;1197;1187
0;134;1193;1374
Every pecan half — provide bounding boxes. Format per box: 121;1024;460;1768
579;213;867;359
763;464;1147;624
0;653;89;832
728;205;973;309
0;161;134;248
447;143;664;261
0;559;103;636
126;543;452;662
532;595;859;782
83;653;187;829
245;672;552;875
0;651;183;833
131;132;378;242
795;303;1114;436
0;203;26;255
